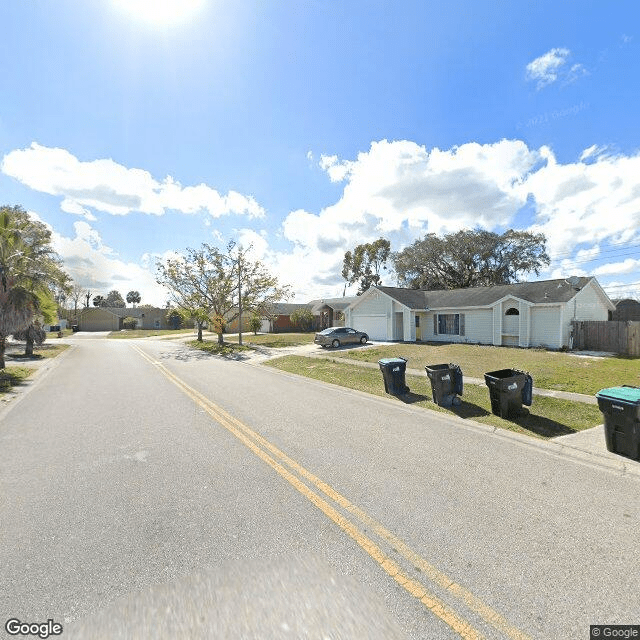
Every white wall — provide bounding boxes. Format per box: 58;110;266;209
573;284;610;321
421;308;493;344
530;306;562;349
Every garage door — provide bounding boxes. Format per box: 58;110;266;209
351;314;388;340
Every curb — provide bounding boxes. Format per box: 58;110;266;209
257;354;640;480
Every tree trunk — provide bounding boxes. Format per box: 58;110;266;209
0;336;5;369
197;323;203;342
217;332;224;345
25;335;34;356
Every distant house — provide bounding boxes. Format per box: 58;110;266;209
309;297;358;330
344;277;614;349
78;306;170;331
224;298;358;333
610;299;640;321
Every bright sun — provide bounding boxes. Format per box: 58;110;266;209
113;0;205;25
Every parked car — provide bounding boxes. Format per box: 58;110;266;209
314;326;369;348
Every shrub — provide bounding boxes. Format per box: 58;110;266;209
122;316;137;330
290;308;314;332
249;313;262;335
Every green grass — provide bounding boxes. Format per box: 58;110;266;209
48;328;74;337
0;366;35;394
188;339;254;357
338;343;639;396
264;355;604;439
7;343;69;360
107;329;196;339
226;332;316;348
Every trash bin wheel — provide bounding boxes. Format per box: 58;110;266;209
332;339;340;348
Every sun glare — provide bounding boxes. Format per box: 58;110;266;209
113;0;205;26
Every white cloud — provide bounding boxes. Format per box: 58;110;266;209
269;138;640;300
594;258;640;276
526;48;573;88
48;221;171;305
565;63;588;85
17;137;640;304
520;146;640;258
1;142;265;220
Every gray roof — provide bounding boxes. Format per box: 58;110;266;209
80;306;165;317
308;297;358;313
267;302;313;315
375;277;597;310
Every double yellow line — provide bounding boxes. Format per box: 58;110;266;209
133;345;531;640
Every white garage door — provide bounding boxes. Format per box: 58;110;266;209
351;314;388;340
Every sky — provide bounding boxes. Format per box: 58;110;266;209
1;0;639;306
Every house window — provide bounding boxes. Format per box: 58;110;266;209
434;313;465;336
415;315;420;327
505;307;519;316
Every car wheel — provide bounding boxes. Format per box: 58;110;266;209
332;339;340;348
360;335;368;344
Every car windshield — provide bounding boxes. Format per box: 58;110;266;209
318;328;336;335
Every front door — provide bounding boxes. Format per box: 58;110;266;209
415;314;422;341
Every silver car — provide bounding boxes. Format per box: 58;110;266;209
314;326;369;348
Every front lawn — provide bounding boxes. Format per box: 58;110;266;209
108;329;196;339
7;343;69;360
188;339;254;357
342;343;639;396
226;332;315;348
0;366;34;395
264;356;604;439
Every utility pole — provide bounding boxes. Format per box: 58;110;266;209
238;248;243;346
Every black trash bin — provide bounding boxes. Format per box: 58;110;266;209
425;363;463;407
72;325;79;332
378;358;409;395
484;368;533;418
595;386;640;461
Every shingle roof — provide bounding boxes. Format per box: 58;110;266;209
375;277;595;309
80;306;164;317
308;297;358;313
268;302;314;315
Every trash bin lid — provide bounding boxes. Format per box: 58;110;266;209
378;358;406;365
596;386;640;404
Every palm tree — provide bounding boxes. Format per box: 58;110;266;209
126;290;141;307
0;205;70;366
0;284;39;368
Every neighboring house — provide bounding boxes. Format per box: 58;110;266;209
78;306;170;331
266;303;317;332
610;298;640;321
344;277;614;349
225;298;358;333
308;297;358;329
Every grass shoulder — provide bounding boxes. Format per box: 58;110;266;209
1;342;69;396
107;329;196;339
225;332;315;348
188;339;254;357
263;355;603;440
0;366;34;395
337;343;639;396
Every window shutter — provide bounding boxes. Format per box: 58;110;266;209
460;314;465;336
433;314;438;335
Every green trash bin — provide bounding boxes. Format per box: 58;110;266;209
595;386;640;461
425;363;463;407
378;358;409;395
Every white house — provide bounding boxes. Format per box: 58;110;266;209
345;277;615;349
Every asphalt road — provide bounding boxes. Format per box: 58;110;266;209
1;337;639;639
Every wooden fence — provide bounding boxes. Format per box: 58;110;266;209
571;321;640;356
